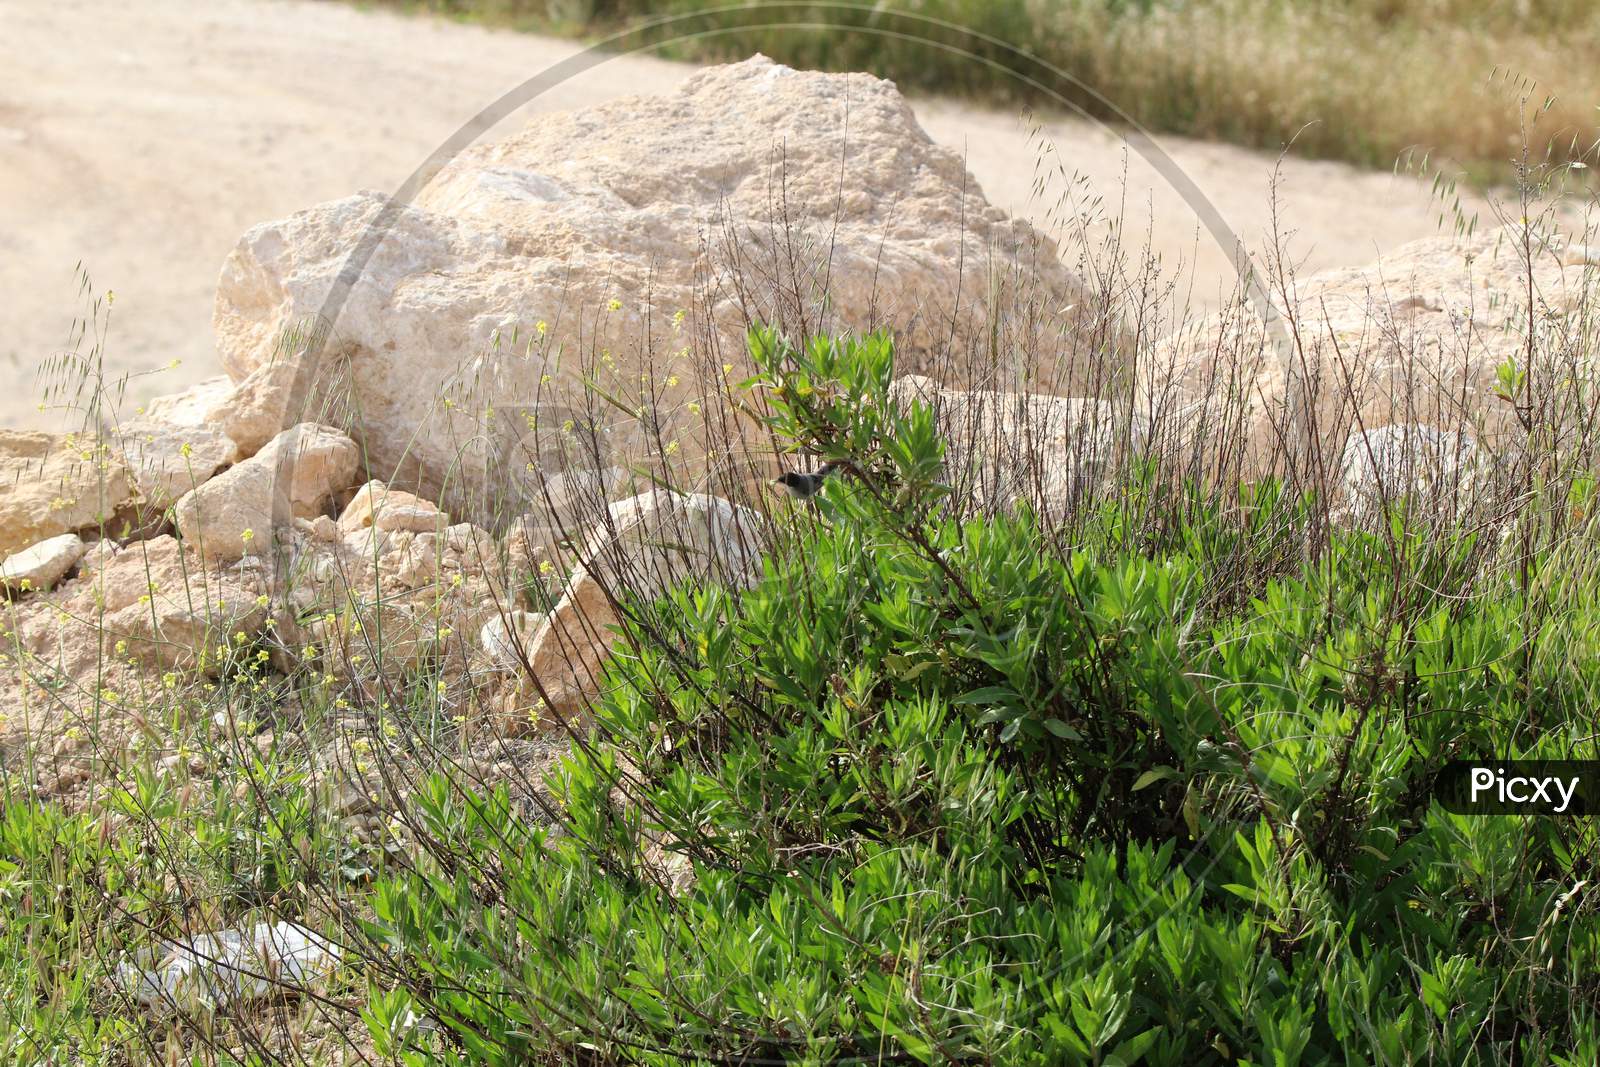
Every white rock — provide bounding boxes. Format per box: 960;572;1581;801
0;533;86;593
478;609;544;671
209;357;355;458
1142;227;1591;474
145;376;235;428
144;369;346;461
1561;243;1600;267
889;374;1142;518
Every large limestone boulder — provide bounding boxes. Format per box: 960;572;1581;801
0;430;135;556
212;56;1094;519
507;489;768;726
172;423;361;560
1140;227;1597;477
889;374;1144;519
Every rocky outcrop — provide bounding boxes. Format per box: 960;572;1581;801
210;56;1094;518
1140;227;1594;476
0;430;135;556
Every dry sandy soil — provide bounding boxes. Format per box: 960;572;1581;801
0;0;1516;431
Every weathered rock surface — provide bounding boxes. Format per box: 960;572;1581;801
212;56;1093;516
211;357;355;458
0;430;135;556
96;536;273;671
338;480;447;536
890;374;1143;519
0;533;86;593
173;423;361;559
117;419;237;508
478;608;544;673
511;489;768;727
145;376;236;428
2;535;271;691
1140;227;1595;475
141;369;347;461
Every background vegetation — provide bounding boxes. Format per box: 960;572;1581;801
361;0;1600;181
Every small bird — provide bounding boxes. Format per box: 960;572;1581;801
774;461;839;500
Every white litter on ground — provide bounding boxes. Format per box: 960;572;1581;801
117;920;340;1012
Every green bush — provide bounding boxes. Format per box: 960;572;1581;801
363;332;1600;1063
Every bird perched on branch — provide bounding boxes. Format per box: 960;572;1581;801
773;461;840;501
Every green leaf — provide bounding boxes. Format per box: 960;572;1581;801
954;685;1018;706
1105;1026;1164;1067
1132;767;1179;792
1182;790;1201;838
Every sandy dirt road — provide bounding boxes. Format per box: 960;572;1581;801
0;0;1509;430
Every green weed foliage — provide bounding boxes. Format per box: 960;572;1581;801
349;332;1600;1063
0;742;347;1062
371;0;1600;181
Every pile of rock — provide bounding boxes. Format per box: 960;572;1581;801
20;56;1093;765
205;54;1097;518
0;397;763;770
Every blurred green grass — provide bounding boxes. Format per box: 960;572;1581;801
362;0;1600;183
